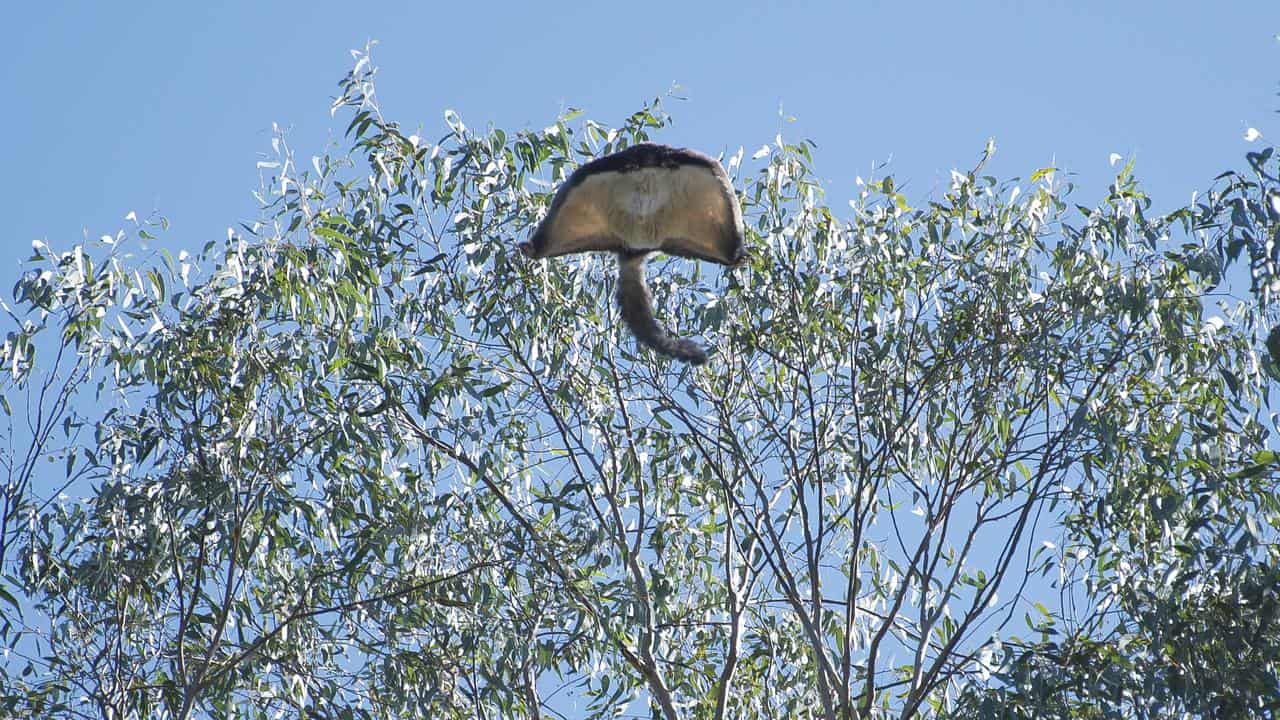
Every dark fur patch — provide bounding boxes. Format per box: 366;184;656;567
568;143;720;187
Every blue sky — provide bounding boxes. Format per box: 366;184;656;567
2;1;1278;285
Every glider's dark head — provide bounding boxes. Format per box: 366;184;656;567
519;227;550;259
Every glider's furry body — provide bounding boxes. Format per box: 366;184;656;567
521;143;745;364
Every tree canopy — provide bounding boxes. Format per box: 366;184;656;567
3;49;1280;719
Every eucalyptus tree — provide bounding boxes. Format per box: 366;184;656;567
2;49;1277;719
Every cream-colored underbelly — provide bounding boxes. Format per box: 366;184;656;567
602;167;696;250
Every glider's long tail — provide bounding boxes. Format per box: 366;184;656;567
616;254;708;365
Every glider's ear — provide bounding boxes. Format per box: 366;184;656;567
522;174;624;259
